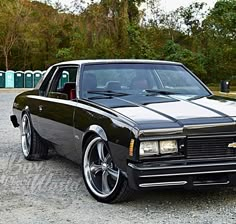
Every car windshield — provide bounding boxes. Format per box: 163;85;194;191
81;63;210;99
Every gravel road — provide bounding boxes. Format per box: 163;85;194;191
1;89;236;224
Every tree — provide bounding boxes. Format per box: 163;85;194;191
0;0;234;85
202;0;236;81
0;0;30;70
161;40;207;82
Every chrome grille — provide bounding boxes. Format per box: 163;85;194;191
187;136;236;158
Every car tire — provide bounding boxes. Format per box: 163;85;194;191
21;112;48;160
82;135;134;203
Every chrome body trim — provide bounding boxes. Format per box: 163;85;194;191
184;122;235;130
139;181;187;188
193;181;230;187
138;123;236;137
128;162;236;171
188;134;236;139
139;170;236;178
139;128;184;136
139;135;186;141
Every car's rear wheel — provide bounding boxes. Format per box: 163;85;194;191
82;135;133;203
21;113;48;160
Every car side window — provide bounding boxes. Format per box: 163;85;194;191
47;66;78;100
39;66;57;96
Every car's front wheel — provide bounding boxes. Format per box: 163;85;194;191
82;135;133;203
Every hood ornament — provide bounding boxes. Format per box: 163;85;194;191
228;142;236;148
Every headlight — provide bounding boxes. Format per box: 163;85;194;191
159;140;178;154
139;140;178;156
139;141;159;156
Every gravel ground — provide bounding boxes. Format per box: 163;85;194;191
1;89;236;224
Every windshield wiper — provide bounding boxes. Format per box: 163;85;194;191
88;96;113;100
87;90;130;97
144;89;180;95
189;95;209;100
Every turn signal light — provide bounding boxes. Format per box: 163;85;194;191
129;139;135;156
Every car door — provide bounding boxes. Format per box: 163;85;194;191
36;65;79;158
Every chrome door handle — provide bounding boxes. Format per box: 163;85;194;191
39;105;43;112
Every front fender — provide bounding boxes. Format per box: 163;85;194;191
82;124;130;172
83;125;108;142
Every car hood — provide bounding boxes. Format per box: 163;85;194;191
93;95;236;131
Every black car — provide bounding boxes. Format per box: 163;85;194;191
11;59;236;203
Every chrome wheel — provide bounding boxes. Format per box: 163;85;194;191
83;137;120;198
21;114;32;157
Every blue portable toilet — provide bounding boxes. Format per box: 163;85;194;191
33;70;42;87
0;71;5;88
59;71;69;88
5;70;15;88
24;70;33;88
14;71;24;88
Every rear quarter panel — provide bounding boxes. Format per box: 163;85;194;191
13;90;40;133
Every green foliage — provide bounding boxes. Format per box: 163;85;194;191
0;0;234;85
56;48;74;61
127;25;158;59
202;0;236;82
161;40;207;82
206;0;236;39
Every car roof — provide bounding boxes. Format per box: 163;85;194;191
54;59;182;66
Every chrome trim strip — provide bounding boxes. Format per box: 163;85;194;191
188;134;236;139
193;181;230;187
139;181;187;188
28;95;78;106
139;122;235;137
139;135;186;141
139;128;183;136
139;169;236;178
128;162;236;171
184;122;235;130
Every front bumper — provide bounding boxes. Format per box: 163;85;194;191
127;161;236;190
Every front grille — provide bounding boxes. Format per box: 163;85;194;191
187;136;236;159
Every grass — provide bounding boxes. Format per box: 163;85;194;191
208;85;236;99
212;91;236;99
208;85;236;92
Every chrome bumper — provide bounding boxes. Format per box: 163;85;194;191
127;161;236;189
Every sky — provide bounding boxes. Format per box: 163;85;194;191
55;0;218;12
159;0;217;11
